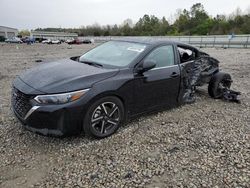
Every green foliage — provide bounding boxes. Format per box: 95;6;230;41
18;30;30;37
35;3;250;36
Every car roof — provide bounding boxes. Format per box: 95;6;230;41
112;37;198;50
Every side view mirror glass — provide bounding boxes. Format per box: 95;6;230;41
137;60;156;74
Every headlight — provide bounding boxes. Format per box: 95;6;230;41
34;89;89;104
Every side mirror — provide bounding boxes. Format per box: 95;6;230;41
137;60;156;74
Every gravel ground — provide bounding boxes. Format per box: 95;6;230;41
0;43;249;188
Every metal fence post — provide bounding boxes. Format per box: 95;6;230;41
228;37;231;48
246;36;249;48
213;36;216;48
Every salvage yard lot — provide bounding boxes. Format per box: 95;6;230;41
0;43;249;187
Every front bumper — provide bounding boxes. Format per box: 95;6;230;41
12;101;85;136
11;79;88;136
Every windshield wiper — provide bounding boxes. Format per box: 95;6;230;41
80;60;103;68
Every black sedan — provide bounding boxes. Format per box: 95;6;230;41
11;39;235;138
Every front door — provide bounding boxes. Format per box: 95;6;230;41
132;45;181;114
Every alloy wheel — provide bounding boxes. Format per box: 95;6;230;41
91;102;120;135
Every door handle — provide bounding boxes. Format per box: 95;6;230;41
171;72;179;78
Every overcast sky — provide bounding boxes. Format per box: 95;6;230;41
0;0;249;30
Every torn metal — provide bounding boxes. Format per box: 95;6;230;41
222;89;241;103
179;48;240;104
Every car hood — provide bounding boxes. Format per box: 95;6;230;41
17;58;119;94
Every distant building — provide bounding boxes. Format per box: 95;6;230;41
0;26;18;39
31;31;78;40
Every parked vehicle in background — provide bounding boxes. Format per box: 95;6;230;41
22;37;35;44
42;39;61;44
51;39;61;44
67;38;83;45
65;38;74;44
0;36;6;42
5;37;22;43
36;38;47;43
42;39;52;44
82;39;92;44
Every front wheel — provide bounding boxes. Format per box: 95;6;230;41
208;72;232;99
83;96;124;138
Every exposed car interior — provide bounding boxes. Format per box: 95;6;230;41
178;45;198;63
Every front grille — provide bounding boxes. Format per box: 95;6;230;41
11;88;32;118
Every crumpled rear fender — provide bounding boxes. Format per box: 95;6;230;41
179;55;220;104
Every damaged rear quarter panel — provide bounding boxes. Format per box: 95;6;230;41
179;52;219;104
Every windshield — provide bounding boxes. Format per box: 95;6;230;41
79;41;147;68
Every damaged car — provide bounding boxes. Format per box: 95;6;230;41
11;39;240;138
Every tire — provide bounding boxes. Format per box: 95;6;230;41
208;72;232;99
83;96;124;138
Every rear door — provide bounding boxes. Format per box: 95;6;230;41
177;45;199;103
132;45;181;113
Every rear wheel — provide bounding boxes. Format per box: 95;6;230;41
208;72;232;99
83;96;124;138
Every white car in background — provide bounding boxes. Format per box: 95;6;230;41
65;38;75;44
51;39;61;44
5;37;23;43
42;39;52;44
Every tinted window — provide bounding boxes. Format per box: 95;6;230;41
145;45;175;68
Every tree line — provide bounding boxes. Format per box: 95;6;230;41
34;3;250;36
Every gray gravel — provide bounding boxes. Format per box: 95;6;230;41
0;43;249;187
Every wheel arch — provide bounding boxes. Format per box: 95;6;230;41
82;91;127;138
82;91;128;123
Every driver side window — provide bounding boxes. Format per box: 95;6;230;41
145;45;175;68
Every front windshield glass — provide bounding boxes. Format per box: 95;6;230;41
79;41;147;68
